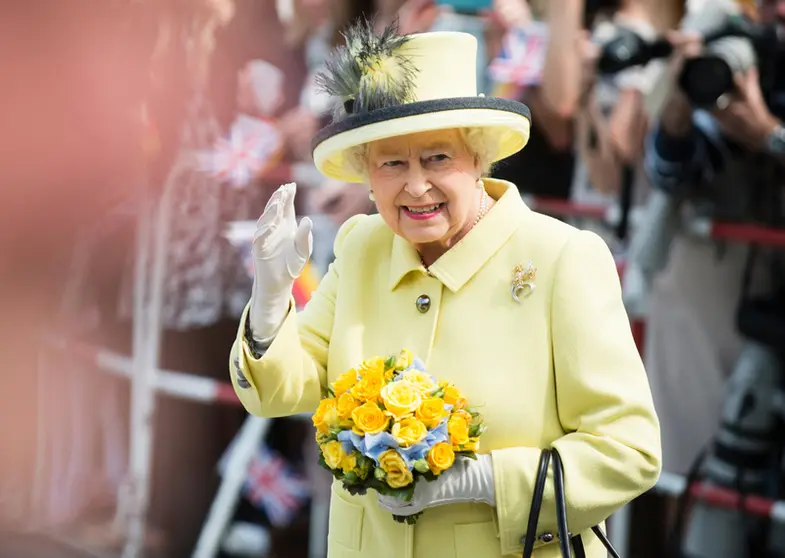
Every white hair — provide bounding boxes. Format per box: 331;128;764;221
345;127;500;183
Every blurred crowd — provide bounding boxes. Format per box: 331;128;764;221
1;0;785;556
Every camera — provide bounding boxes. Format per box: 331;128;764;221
598;14;784;108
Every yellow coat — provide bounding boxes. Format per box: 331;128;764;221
230;179;661;558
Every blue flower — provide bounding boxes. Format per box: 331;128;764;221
364;431;400;464
337;430;366;456
425;420;449;446
399;441;430;466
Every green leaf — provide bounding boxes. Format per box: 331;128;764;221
413;459;430;474
325;386;335;397
343;472;359;484
370;479;415;502
343;482;370;497
355;456;373;479
419;470;439;482
386;484;416;502
385;356;396;370
455;451;478;460
469;423;486;437
392;512;423;525
374;467;387;481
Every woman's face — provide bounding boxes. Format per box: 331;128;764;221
367;129;482;252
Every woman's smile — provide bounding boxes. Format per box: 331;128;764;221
401;203;445;221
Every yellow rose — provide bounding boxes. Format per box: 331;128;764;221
427;442;456;474
332;369;358;397
341;451;358;474
351;401;390;434
321;440;345;470
391;417;428;447
351;369;385;402
448;414;470;447
395;349;413;371
415;397;449;429
336;392;360;420
380;381;422;420
313;398;338;434
443;384;467;410
378;449;414;489
400;369;438;395
360;357;386;377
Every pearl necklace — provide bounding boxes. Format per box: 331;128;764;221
420;187;490;273
474;187;490;226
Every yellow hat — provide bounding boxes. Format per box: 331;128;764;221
310;22;531;184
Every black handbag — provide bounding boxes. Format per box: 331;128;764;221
521;448;622;558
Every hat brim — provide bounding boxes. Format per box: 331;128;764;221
311;97;531;183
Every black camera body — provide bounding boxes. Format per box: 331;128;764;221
598;16;785;108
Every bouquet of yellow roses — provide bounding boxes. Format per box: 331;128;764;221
312;349;486;524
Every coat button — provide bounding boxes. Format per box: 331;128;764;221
415;294;431;313
538;532;554;543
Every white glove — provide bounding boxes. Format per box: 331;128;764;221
249;182;313;342
377;454;496;516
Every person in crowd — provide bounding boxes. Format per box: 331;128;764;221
646;0;785;482
230;21;661;558
641;0;785;479
490;0;588;199
621;2;784;554
570;0;685;250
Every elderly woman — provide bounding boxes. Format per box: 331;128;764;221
230;22;661;558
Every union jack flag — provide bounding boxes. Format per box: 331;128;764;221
488;22;549;88
197;114;283;188
243;445;311;528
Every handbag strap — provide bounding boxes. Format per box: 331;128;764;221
551;449;623;558
522;449;624;557
552;448;578;558
521;449;552;558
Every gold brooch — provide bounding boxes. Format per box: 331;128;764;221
511;261;536;303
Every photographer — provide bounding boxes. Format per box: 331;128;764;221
570;0;680;250
642;0;785;480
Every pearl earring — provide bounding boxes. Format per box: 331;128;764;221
368;191;376;201
476;178;484;190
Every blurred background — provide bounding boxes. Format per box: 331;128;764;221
1;0;785;556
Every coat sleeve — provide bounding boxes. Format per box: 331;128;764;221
228;214;367;418
491;230;662;555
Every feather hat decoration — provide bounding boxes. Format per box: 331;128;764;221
315;19;418;121
309;26;533;184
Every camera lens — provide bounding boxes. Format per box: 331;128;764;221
679;56;735;108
